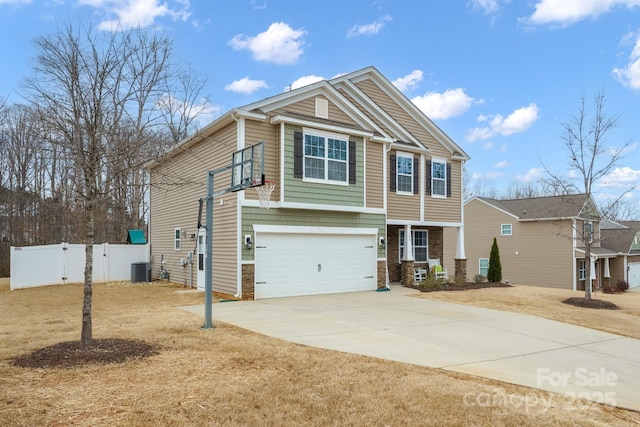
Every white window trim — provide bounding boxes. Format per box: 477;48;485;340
501;224;512;236
431;157;447;199
396;151;413;195
399;229;429;263
302;128;349;186
479;258;489;276
174;228;181;251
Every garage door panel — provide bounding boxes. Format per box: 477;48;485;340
629;263;640;288
254;233;376;299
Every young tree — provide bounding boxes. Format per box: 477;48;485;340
487;237;502;283
543;91;633;300
24;22;175;345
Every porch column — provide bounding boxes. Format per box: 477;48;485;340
604;258;610;278
603;257;611;289
401;224;415;287
454;226;467;285
590;256;597;290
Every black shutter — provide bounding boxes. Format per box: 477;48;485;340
425;160;432;195
348;140;356;184
294;131;303;178
446;163;452;197
413;158;419;194
390;154;396;191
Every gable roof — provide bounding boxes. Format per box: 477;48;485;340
472;194;600;221
149;66;469;169
600;227;639;254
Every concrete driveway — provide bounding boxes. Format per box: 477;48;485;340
181;285;640;411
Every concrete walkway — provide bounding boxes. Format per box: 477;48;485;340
181;285;640;411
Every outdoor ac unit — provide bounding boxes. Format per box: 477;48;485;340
131;262;151;283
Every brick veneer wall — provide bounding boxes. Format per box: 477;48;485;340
377;260;387;288
241;264;255;300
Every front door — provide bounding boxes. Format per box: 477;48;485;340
197;229;206;290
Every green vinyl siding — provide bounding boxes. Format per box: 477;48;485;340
241;207;386;260
284;125;364;207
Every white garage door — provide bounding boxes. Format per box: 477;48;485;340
629;263;640;288
254;232;377;299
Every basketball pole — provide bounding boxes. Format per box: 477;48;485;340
203;170;214;329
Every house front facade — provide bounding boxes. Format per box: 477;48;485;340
460;194;636;290
148;67;469;299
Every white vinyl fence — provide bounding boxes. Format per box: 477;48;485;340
10;243;150;290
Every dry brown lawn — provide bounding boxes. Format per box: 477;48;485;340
1;277;639;426
414;284;640;340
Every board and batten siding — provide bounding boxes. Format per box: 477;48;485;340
149;122;239;296
241;207;386;261
464;199;575;289
283;125;365;207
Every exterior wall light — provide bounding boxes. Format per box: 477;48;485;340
245;235;253;250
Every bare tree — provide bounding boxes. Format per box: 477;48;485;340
543;91;633;300
24;22;175;345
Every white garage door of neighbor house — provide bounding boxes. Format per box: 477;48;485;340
254;233;377;299
629;263;640;288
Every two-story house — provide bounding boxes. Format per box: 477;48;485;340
459;194;636;290
147;66;469;299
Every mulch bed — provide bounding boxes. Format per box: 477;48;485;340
410;282;513;292
562;297;619;310
10;338;159;369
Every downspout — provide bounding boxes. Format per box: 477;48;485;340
231;111;243;299
384;141;392;289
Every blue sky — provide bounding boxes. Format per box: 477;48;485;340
1;0;639;213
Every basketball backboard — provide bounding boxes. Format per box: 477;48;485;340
230;142;264;192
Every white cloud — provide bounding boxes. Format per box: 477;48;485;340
224;77;268;94
392;70;423;92
517;167;544;182
483;142;494;150
78;0;191;31
597;166;640;189
524;0;640;26
287;74;325;91
347;15;392;38
494;160;509;168
466;103;539;141
469;0;506;14
229;22;305;65
411;88;475;120
613;32;640;90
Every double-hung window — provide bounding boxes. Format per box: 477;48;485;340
578;259;586;280
501;224;512;236
432;159;446;197
399;230;428;263
304;130;348;184
174;228;181;251
396;153;413;193
479;258;489;277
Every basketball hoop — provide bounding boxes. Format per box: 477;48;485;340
256;180;276;209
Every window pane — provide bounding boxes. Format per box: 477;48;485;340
433;162;445;179
328;160;346;181
414;231;427;246
305;157;324;179
479;258;489;276
305;135;325;157
415;248;427;262
397;175;412;192
328;138;347;160
398;157;412;174
433;180;445;196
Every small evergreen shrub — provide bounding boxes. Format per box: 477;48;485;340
419;276;444;290
487;238;502;283
473;274;486;284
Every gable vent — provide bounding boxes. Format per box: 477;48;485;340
315;97;328;119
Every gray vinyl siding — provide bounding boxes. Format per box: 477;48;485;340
149;122;239;296
241;207;386;260
284;125;365;207
243;119;280;202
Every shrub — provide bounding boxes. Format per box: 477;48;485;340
616;280;629;292
419;276;444;290
487;238;502;283
602;282;617;294
473;274;486;284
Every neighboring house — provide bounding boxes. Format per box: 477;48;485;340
600;220;640;289
457;193;631;290
147;66;469;299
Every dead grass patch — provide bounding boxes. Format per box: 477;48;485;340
414;284;640;340
1;279;639;426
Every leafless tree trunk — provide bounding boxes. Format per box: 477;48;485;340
544;91;632;300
